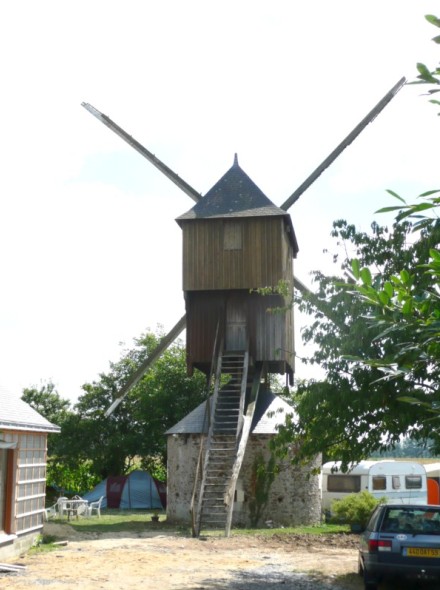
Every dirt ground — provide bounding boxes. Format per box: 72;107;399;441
0;522;363;590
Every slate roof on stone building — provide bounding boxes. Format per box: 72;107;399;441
176;155;298;255
166;389;295;435
0;385;61;433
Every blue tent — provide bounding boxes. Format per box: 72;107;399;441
83;470;166;509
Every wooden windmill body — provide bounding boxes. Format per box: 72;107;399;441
177;154;298;381
82;76;405;535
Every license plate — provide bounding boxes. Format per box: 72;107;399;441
405;547;440;558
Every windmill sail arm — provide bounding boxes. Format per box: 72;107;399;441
281;76;406;211
293;276;313;295
104;314;187;417
81;103;201;203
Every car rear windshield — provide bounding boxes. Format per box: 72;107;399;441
381;507;440;535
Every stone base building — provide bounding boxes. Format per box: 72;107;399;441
166;389;321;528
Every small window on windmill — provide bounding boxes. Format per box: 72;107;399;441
224;221;242;250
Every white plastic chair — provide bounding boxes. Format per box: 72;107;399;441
44;503;58;521
75;497;89;517
87;495;104;518
56;496;68;518
62;495;88;519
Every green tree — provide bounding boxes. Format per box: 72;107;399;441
20;382;92;494
410;14;440;113
55;328;207;480
272;14;440;471
22;381;71;427
273;218;440;469
21;381;71;456
341;14;440;425
349;192;440;417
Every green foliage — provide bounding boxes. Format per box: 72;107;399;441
273;216;440;470
139;455;167;482
43;509;347;538
345;28;440;423
350;193;440;420
252;279;291;298
410;15;440;113
23;328;206;488
251;279;293;315
46;459;100;496
272;19;440;470
331;491;383;528
21;381;100;495
28;534;59;554
52;328;207;480
22;381;72;457
248;453;277;527
22;381;71;425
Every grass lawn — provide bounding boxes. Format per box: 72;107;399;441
46;509;350;537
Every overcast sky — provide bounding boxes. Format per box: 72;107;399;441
0;1;438;403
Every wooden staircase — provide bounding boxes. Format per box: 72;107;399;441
193;350;264;537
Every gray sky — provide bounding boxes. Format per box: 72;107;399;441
0;1;438;402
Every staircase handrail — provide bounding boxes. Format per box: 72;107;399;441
189;318;223;537
236;340;250;440
194;341;224;535
224;362;266;537
204;317;223;432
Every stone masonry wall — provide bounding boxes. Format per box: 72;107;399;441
237;434;321;527
166;433;321;527
166;434;201;523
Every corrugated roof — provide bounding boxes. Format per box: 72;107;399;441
176;155;298;255
166;388;295;435
0;385;61;433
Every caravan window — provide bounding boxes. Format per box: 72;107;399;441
405;475;422;489
327;475;361;492
372;476;386;491
392;475;401;489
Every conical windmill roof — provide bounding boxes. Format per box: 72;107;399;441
176;155;298;254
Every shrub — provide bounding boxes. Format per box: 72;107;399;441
330;491;384;528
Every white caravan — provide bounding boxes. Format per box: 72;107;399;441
321;460;428;511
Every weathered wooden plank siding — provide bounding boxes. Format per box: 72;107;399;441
186;292;224;369
254;296;294;370
186;291;294;372
182;218;291;291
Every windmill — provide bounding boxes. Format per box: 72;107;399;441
82;76;405;535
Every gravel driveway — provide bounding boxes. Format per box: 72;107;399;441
0;524;364;590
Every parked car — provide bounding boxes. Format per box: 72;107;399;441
358;503;440;589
